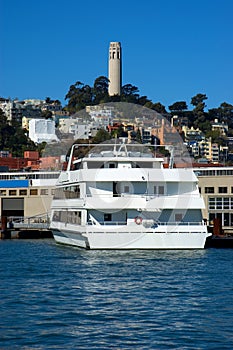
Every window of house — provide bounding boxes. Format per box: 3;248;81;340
124;186;130;193
30;189;38;195
153;186;157;195
208;197;215;210
223;198;229;209
9;190;17;196
216;197;223;209
205;187;214;193
19;189;27;196
219;187;227;194
41;189;48;195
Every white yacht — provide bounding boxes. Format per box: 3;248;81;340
50;141;210;249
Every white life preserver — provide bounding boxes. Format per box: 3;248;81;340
135;216;143;225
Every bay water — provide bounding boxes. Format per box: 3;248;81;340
0;239;232;349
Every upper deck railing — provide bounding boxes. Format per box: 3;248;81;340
66;141;175;171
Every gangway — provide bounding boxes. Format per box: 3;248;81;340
3;213;50;230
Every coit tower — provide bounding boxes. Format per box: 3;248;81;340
108;42;122;96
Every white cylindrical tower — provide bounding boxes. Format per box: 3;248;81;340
108;42;122;96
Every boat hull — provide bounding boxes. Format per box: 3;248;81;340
52;225;210;250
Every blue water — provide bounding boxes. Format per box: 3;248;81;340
0;240;233;349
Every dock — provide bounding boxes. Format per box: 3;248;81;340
205;235;233;248
0;214;53;239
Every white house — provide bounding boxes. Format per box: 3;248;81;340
29;119;59;144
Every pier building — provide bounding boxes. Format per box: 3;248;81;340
0;171;59;229
194;167;233;233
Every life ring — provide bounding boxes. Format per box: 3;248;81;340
135;216;143;225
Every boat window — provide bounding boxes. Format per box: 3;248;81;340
109;163;116;168
124;185;130;193
53;211;61;221
175;213;183;222
54;185;80;199
104;213;112;222
158;186;164;195
113;182;119;197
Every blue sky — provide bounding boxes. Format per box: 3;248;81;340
1;0;233;110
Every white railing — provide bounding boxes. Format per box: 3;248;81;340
85;193;202;199
87;220;204;226
4;213;50;229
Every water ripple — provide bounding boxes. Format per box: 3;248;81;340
0;240;233;349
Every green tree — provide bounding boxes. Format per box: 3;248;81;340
93;76;109;104
150;102;167;114
0;110;37;156
191;93;210;132
168;101;188;113
0;109;16;150
41;110;53;119
65;81;93;113
121;84;139;103
138;95;151;106
92;129;111;143
191;93;208;108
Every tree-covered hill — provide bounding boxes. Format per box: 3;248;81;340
1;75;233;157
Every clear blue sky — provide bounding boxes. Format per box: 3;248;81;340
1;0;233;110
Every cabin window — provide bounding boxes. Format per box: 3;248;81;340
158;186;164;195
0;190;6;196
113;182;119;197
153;185;165;195
63;185;80;199
104;213;112;222
205;187;214;193
175;213;183;222
53;211;60;221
